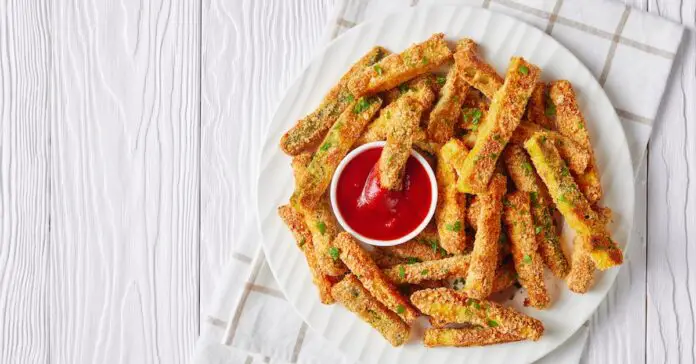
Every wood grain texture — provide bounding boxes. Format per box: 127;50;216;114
644;1;696;363
50;1;200;363
0;0;51;363
200;0;337;313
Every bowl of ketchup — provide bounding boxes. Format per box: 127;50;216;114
330;141;438;246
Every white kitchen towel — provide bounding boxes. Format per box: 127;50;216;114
192;0;684;363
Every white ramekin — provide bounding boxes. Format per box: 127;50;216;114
329;141;438;247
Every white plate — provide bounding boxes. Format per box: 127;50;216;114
257;5;634;364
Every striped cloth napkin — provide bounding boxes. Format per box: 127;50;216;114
193;0;683;363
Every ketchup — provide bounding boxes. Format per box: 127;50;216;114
335;147;432;241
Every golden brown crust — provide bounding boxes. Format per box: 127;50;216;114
492;261;518;294
424;327;523;347
370;249;408;269
566;235;596;293
549;80;602;203
503;145;569;278
464;174;506;299
332;274;410;346
280;47;388;155
502;192;550;309
379;95;421;190
510;122;590;175
295;96;382;210
278;205;335;304
455;39;504;99
383;255;471;284
334;232;420;324
348;33;452;96
466;195;480;230
436;139;469;254
525;82;554;129
411;288;544;340
426;43;470;143
302;197;348;276
380;225;450;262
456;57;540;194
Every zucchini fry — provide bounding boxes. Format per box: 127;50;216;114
455;39;504;99
281;47;388;155
456;58;540;194
464;174;506;299
381;226;450;262
566;235;596;293
348;33;452;96
411;288;544;340
427;41;471;142
381;74;437;108
549;80;602;202
492;261;518;293
502;192;550;309
466;195;480;229
278;205;335;304
525;134;623;269
424;327;522;347
295;96;382;210
503;145;569;278
334;232;420;324
303;197;348;276
370;249;408;269
379;95;421;190
525;82;554;129
436;140;469;254
332;274;410;346
384;255;471;285
510;122;590;175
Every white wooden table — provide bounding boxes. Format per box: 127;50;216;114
0;0;693;363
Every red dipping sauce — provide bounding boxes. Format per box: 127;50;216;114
334;146;433;241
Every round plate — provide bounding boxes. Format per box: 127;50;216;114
256;5;634;364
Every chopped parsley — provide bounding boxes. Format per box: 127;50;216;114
558;193;569;204
398;83;410;94
406;257;421;264
298;237;306;248
421;269;429;276
421;56;429;65
446;221;462;232
518;65;529;75
523;254;532;264
521;162;533;176
487;319;499;327
535;226;543;234
561;166;570;177
353;97;372;114
490;152;498;159
436;75;446;85
463;108;483;130
316;221;327;235
470;300;481;310
396;305;406;314
329;247;340;261
529;192;539;207
545;103;556;117
320;142;331;152
398;266;406;279
373;64;383;75
578;122;585;130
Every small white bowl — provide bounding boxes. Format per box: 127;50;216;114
329;141;438;247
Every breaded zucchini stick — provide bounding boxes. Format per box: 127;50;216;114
464;174;506;299
566;235;596;293
384;255;471;284
549;80;602;202
526;82;554;129
348;33;452;96
502;192;550;309
411;288;544;340
492;261;518;293
370;249;408;269
510;122;590;174
295;96;382;210
503;145;569;278
456;58;540;194
426;40;471;143
334;232;420;324
303;197;348;276
332;274;410;346
466;195;480;229
381;226;450;261
525;134;623;269
357;77;435;146
436;139;469;254
379;95;421;190
278;205;335;304
455;39;504;99
381;74;437;107
424;327;522;347
281;47;388;155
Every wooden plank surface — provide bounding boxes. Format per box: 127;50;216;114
49;1;200;363
0;0;51;362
